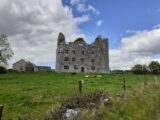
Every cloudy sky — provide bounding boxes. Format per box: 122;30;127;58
0;0;160;70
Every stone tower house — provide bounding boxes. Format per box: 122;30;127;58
56;33;110;73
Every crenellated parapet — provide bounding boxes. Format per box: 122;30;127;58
57;32;108;47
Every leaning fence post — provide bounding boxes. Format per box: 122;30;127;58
144;80;147;87
78;80;83;95
123;78;126;97
0;105;3;120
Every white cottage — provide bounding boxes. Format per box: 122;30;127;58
13;59;37;72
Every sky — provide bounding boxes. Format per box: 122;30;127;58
0;0;160;70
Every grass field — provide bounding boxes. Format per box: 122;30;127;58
0;72;160;120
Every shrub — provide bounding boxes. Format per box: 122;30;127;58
111;70;124;74
60;91;107;109
8;69;18;73
71;73;77;76
0;66;7;73
45;91;108;120
131;64;148;74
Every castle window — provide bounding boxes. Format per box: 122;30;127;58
72;58;76;61
81;51;85;55
91;51;95;54
72;50;75;54
74;65;78;69
79;44;83;47
64;57;69;61
91;66;95;70
81;58;84;62
65;50;69;54
91;59;95;63
64;65;69;69
58;48;63;53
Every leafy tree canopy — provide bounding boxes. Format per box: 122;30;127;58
0;33;13;67
148;61;160;74
131;64;147;74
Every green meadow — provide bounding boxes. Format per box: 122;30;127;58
0;72;160;120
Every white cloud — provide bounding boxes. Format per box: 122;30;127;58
0;0;90;68
126;30;141;34
153;24;160;29
70;0;80;5
70;0;100;15
121;29;160;54
96;20;103;27
110;27;160;70
87;5;100;15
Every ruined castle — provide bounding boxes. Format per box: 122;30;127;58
56;33;110;73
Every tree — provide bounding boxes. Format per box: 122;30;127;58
0;33;13;67
148;61;160;74
25;62;35;72
131;64;148;74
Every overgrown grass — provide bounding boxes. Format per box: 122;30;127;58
0;72;160;119
77;84;160;120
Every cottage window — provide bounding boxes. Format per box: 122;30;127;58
20;66;23;71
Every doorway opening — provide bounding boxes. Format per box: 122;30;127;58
81;67;85;73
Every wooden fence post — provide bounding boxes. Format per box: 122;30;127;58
123;78;126;97
144;80;147;87
0;105;3;120
143;76;148;87
78;80;83;95
154;76;158;85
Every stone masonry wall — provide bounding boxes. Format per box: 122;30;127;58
56;33;110;73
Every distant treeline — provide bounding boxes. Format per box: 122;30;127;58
112;61;160;74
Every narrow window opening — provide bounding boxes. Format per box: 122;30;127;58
64;65;69;69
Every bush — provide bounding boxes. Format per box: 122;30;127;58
0;66;7;73
71;73;77;76
131;64;148;74
111;70;124;74
8;69;18;73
